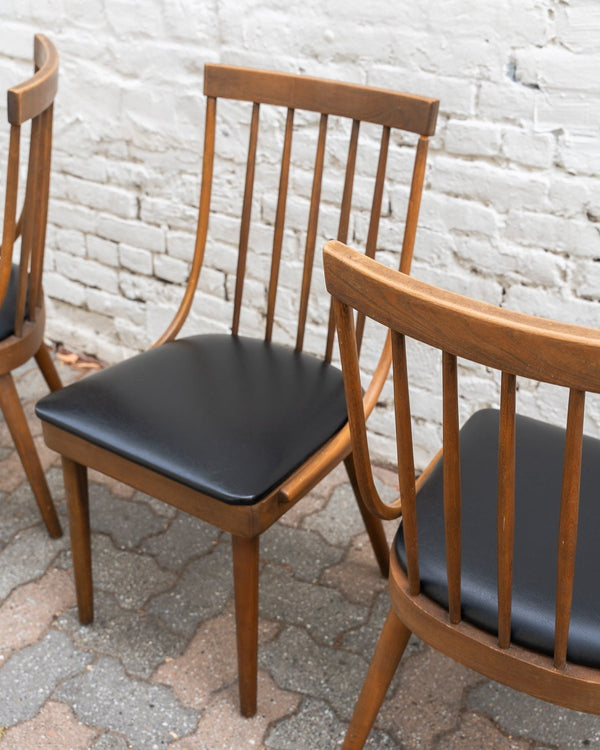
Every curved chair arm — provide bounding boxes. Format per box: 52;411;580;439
152;97;216;348
334;297;403;521
277;320;399;509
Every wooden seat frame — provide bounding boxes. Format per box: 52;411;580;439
40;66;438;716
1;34;62;538
323;240;600;748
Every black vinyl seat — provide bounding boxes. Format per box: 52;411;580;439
36;334;348;505
395;408;600;668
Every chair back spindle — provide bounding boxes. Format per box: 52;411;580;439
391;329;420;595
497;370;517;648
554;388;585;668
324;117;360;362
265;107;295;343
232;102;260;336
442;350;462;625
296;112;328;353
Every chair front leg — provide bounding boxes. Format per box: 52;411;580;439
62;456;93;624
342;607;411;750
0;372;62;538
232;533;260;717
344;453;390;578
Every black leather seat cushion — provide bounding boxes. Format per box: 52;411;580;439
0;265;26;340
395;409;600;669
36;334;348;505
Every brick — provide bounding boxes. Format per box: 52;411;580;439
432;157;549;213
166;231;195;262
514;46;600;93
153;253;189;284
88;236;119;267
119;243;153;275
54;252;120;294
48;200;97;234
97;214;165;253
502;127;555;169
558;132;600;177
62;175;138;219
445;120;502;157
55;228;86;257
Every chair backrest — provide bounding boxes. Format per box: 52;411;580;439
324;239;600;671
155;64;439;367
1;34;58;338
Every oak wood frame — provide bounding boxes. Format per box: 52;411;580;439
323;241;600;749
41;67;439;716
1;34;61;538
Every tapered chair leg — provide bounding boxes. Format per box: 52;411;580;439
232;533;259;717
342;607;411;750
0;372;62;538
344;453;389;577
35;343;62;392
62;456;93;624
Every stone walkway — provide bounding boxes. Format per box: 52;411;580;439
0;355;600;749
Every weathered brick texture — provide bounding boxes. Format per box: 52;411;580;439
0;0;598;466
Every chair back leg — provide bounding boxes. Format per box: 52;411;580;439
35;343;62;392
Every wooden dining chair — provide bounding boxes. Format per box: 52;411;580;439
35;65;438;716
324;239;600;748
0;34;62;538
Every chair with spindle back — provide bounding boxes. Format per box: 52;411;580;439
0;34;62;538
35;65;438;715
323;240;600;748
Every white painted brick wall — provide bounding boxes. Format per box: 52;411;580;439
0;0;599;470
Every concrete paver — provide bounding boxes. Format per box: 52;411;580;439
57;591;187;679
146;542;233;637
91;535;177;610
0;356;599;748
0;630;91;726
89;487;168;550
259;565;368;646
140;514;221;570
55;656;198;749
0;700;97;750
0;568;75;659
468;681;600;749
